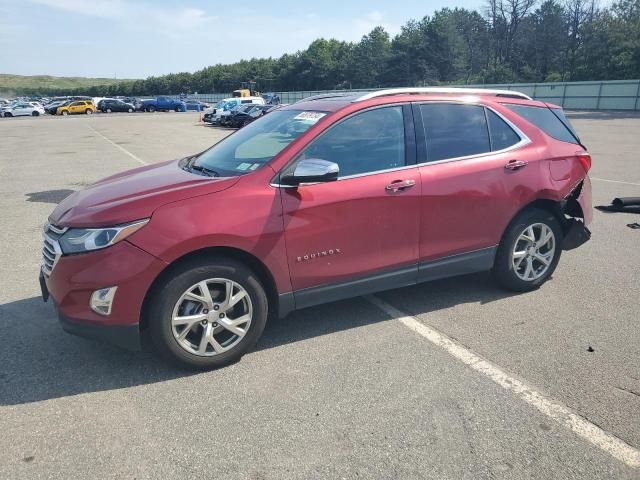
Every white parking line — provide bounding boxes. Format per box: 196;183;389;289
591;177;640;187
86;125;148;166
365;295;640;469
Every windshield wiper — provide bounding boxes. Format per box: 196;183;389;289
189;163;219;177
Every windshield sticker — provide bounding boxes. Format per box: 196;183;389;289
236;163;252;171
249;163;260;171
294;111;326;124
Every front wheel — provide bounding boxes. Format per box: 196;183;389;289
32;111;40;116
61;110;68;116
493;208;563;292
85;109;93;114
147;106;156;113
148;257;268;369
106;108;112;113
127;108;133;113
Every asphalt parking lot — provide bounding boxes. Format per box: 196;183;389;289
1;111;639;479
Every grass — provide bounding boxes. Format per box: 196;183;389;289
0;74;136;96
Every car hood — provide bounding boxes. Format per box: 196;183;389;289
49;159;240;228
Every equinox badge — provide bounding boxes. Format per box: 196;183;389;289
297;248;342;262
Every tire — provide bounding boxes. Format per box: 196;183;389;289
148;257;269;370
242;119;252;128
147;106;156;113
85;109;93;115
106;108;112;113
32;111;40;116
61;110;68;116
4;112;12;117
128;108;133;113
174;106;181;112
493;208;563;292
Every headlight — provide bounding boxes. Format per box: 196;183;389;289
59;219;149;254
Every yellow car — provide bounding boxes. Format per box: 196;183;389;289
57;100;96;115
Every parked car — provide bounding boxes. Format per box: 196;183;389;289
57;100;96;115
136;96;187;112
45;100;71;115
261;93;281;105
2;102;45;117
220;104;257;127
40;88;593;369
183;99;209;111
228;104;274;128
97;99;135;113
204;96;265;124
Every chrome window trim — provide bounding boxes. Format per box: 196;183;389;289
270;101;531;188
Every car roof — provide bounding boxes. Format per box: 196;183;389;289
281;89;549;113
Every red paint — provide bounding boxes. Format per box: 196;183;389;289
44;93;593;331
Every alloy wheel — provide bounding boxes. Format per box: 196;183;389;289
512;223;556;281
171;278;252;356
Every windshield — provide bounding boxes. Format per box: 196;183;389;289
193;110;326;176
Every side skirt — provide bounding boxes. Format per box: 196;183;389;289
278;246;497;317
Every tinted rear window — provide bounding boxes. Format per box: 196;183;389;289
420;104;490;161
505;104;579;145
487;110;521;151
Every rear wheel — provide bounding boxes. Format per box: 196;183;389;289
61;110;68;116
85;109;93;114
32;111;39;116
493;208;563;292
147;106;156;113
127;108;133;113
174;106;181;112
4;112;12;117
148;257;268;369
106;108;112;113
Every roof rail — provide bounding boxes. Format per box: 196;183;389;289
354;87;532;102
296;92;358;103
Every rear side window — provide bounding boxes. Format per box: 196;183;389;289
420;104;490;161
487;110;521;151
505;104;579;145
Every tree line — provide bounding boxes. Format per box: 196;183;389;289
16;0;640;96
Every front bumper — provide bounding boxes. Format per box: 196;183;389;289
41;240;168;350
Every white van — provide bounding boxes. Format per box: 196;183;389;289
204;96;265;124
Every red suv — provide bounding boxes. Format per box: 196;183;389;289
40;88;592;369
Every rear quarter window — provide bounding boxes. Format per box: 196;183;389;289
504;104;579;145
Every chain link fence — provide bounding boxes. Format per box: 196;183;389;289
171;80;640;110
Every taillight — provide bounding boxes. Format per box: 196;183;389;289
576;152;591;173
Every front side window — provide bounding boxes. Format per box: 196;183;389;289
192;109;326;177
420;103;490;162
297;106;406;178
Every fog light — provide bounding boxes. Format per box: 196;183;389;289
90;287;118;316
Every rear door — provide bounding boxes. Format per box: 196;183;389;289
279;104;421;305
414;102;535;276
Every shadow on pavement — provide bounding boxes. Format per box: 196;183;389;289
25;189;75;204
0;272;514;406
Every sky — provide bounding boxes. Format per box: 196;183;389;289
0;0;487;78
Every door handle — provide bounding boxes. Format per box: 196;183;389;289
385;179;416;192
505;159;528;170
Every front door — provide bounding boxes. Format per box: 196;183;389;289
279;105;421;306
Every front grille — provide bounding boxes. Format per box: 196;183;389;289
42;223;67;276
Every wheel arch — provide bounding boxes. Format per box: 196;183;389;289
503;189;585;240
140;246;280;332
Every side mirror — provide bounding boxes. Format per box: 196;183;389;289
281;159;339;186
